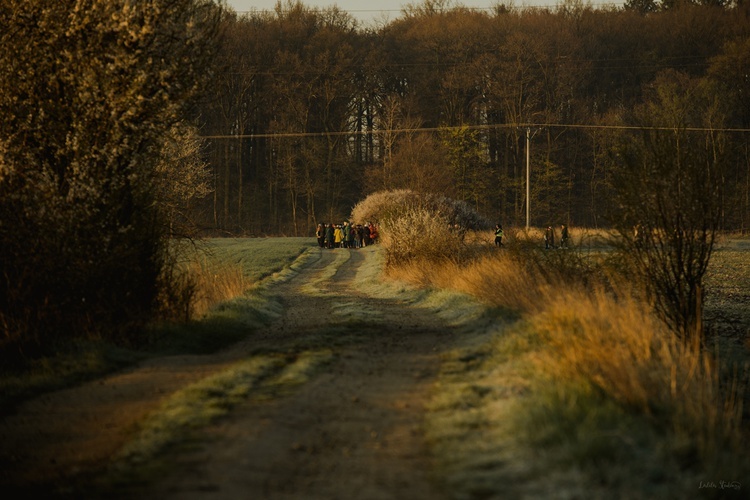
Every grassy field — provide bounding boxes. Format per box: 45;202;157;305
190;237;316;283
704;239;750;349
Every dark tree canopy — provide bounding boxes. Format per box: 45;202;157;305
196;1;750;236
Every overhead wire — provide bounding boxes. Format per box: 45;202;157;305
230;3;625;17
200;122;750;140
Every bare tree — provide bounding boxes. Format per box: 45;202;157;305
611;71;727;342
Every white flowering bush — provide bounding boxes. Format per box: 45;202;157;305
0;0;220;353
351;190;491;265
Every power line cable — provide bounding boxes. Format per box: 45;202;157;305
201;122;750;140
230;3;625;16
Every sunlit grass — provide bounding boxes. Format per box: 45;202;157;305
172;237;317;319
389;229;749;497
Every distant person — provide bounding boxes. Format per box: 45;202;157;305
363;222;372;247
334;225;344;248
355;224;364;248
368;223;379;244
347;223;356;248
544;226;555;249
316;223;325;248
494;224;504;247
342;221;351;249
560;224;569;249
325;223;335;249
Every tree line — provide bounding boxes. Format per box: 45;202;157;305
197;0;750;236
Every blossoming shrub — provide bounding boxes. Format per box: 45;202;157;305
351;190;491;266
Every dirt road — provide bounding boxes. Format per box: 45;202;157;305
1;245;468;499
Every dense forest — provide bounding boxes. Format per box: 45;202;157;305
196;0;750;235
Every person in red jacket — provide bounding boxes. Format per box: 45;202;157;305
368;223;379;244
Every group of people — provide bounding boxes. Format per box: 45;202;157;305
316;221;379;249
494;223;571;249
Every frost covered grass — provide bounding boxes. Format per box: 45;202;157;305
106;349;333;488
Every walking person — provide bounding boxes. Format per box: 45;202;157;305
342;221;350;249
560;224;570;249
316;223;325;248
363;222;372;247
368;223;379;244
355;224;364;248
347;223;356;249
494;224;504;247
544;225;555;250
334;224;344;248
325;223;335;249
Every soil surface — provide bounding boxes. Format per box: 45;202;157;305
0;246;465;499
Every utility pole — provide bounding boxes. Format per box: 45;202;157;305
525;126;540;232
526;127;531;231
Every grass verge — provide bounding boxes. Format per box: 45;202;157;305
396;234;750;498
0;238;317;413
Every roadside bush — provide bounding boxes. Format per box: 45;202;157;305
377;206;466;266
0;0;220;357
350;189;491;266
351;189;491;230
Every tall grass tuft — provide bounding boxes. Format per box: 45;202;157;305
529;287;746;463
157;247;250;323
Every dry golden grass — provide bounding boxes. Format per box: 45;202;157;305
390;253;554;315
530;287;746;459
182;259;249;319
387;231;747;472
162;237;315;323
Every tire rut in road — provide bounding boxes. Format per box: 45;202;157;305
140;247;454;499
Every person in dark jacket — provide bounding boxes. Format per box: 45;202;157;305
355;224;364;248
544;226;555;249
325;223;335;249
342;221;351;249
316;223;325;248
494;224;504;247
560;224;569;249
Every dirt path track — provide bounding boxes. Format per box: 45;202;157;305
1;246;462;499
